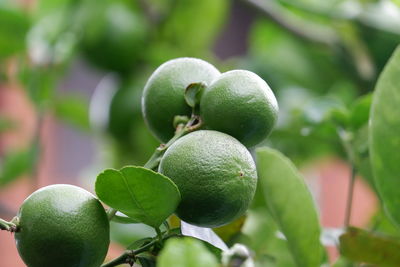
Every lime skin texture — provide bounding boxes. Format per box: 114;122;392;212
158;130;257;228
14;184;110;267
200;70;279;147
142;57;220;143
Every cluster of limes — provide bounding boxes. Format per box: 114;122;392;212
10;57;277;267
143;57;278;227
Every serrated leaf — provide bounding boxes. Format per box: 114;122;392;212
158;238;219;267
339;227;400;266
369;46;400;227
256;147;324;267
95;166;180;228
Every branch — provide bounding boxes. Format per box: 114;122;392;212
101;240;157;267
344;165;356;227
336;127;357;227
241;0;339;46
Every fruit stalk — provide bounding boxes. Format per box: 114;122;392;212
143;115;202;170
0;218;17;232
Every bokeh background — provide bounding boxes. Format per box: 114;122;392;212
1;0;399;266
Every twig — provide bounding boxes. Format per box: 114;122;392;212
344;165;356;227
336;127;357;228
155;227;163;244
101;239;157;267
241;0;339;47
277;0;348;20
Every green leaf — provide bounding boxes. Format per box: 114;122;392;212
19;66;57;107
256;147;324;267
95;166;180;228
53;94;90;131
111;214;140;224
161;0;229;53
340;227;400;266
349;93;372;130
241;209;297;267
157;238;219;267
369;46;400;227
0;144;38;187
0;6;29;58
33;0;74;19
127;237;153;250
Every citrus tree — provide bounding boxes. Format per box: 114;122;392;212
1;0;400;266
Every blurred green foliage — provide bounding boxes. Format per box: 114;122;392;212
0;0;400;266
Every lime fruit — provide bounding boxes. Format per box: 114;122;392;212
15;184;110;267
142;57;220;143
158;130;257;227
200;70;278;147
108;79;142;142
80;1;148;74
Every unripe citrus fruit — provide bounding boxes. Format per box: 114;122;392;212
80;1;148;74
15;184;110;267
158;130;257;228
200;70;278;147
142;57;220;143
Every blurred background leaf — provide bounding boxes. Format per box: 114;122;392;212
340;227;400;266
0;0;400;265
0;143;38;187
0;5;30;59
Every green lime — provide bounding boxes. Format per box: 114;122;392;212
15;184;110;267
108;79;142;141
79;1;148;74
158;130;257;227
200;70;278;147
142;57;220;143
